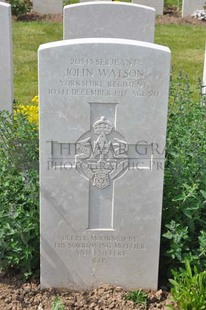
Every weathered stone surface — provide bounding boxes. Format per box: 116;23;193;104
39;38;171;290
182;0;205;17
79;0;112;2
63;2;155;42
33;0;62;14
203;44;206;95
0;2;13;112
131;0;164;15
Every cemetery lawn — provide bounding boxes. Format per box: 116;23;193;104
13;21;62;104
13;17;206;104
3;14;204;309
155;22;206;94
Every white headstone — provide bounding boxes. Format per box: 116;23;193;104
64;2;155;42
0;2;13;112
182;0;206;17
203;44;206;95
131;0;164;15
39;37;171;290
33;0;62;14
79;0;112;2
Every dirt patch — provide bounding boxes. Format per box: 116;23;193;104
156;15;206;25
14;12;63;23
0;273;176;310
158;5;206;25
14;10;206;26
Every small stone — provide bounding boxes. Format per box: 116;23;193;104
115;287;122;292
155;289;163;301
38;303;44;310
5;297;12;303
109;302;115;309
23;286;31;292
89;302;96;309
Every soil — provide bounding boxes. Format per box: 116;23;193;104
15;6;206;26
3;7;204;310
0;272;177;310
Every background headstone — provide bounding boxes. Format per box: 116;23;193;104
79;0;112;2
0;2;13;112
33;0;62;14
182;0;206;17
203;44;206;95
64;2;155;42
39;38;171;291
131;0;164;15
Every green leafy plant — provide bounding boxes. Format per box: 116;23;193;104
161;73;206;278
63;0;79;5
167;259;206;310
6;0;32;17
125;290;147;307
51;297;65;310
164;0;182;10
63;0;70;5
0;110;39;278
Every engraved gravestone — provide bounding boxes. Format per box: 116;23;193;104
33;0;62;14
182;0;206;17
79;0;112;2
0;2;13;112
39;38;171;290
131;0;164;15
63;2;155;42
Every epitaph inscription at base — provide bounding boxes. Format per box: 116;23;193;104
39;38;171;290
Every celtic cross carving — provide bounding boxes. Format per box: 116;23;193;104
75;116;128;189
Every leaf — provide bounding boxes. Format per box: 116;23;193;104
200;190;206;199
165;305;175;310
169;279;179;287
185;260;192;279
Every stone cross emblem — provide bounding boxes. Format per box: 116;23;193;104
49;102;152;230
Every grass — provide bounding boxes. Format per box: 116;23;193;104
13;21;62;104
125;290;147;307
164;0;182;8
155;23;206;95
13;19;206;104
